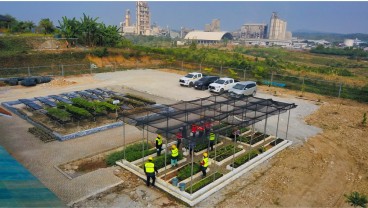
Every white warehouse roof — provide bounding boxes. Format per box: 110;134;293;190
184;31;233;41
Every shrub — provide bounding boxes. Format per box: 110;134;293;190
177;163;201;181
105;142;154;166
345;191;367;208
71;97;95;112
46;108;71;123
64;104;92;119
95;101;118;112
185;172;223;193
232;149;259;168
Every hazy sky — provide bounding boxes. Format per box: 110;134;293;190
1;1;368;34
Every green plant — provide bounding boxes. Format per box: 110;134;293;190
232;149;259;168
46;108;71;122
185;172;223;193
95;101;118;112
153;153;183;169
125;93;156;104
238;132;268;145
345;192;367;208
208;144;242;162
177;163;201;181
71;97;95;112
105;142;154;166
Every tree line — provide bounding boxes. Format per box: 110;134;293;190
0;13;121;47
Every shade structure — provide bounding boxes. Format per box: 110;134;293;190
119;95;297;140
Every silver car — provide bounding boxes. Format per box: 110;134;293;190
228;81;257;98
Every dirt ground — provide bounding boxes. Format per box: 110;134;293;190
1;70;367;207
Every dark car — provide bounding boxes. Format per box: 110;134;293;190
194;76;219;90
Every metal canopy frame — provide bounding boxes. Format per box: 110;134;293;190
119;95;297;139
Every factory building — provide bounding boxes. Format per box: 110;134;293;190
268;12;287;40
136;1;151;35
184;31;233;44
240;24;268;39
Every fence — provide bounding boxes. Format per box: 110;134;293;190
0;61;367;102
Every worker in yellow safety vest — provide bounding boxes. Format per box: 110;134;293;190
156;134;163;156
144;157;158;187
209;130;215;151
171;144;179;167
200;152;209;177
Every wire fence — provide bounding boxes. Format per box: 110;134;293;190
0;61;367;102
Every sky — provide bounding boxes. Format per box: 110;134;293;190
1;1;368;34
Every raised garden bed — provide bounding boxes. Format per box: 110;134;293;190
185;172;223;194
238;132;269;145
221;126;251;137
230;149;260;168
194;142;224;156
106;142;155;165
209;144;243;162
177;163;201;181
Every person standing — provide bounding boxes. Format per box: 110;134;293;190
171;144;179;167
156;134;163;156
200;152;209;177
144;157;158;187
176;127;183;149
209;130;215;151
188;138;196;156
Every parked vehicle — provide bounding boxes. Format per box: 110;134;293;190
179;72;203;87
228;81;257;98
208;78;239;93
194;76;219;90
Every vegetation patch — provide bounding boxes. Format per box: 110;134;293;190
177;163;201;181
185;172;223;194
238;132;269;145
125;93;156;105
209;144;242;162
46;108;71;123
105;142;155;166
231;149;259;168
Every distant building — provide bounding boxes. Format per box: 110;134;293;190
344;39;354;47
268;12;288;40
204;19;221;32
121;9;136;35
240;24;268;39
184;31;233;44
136;1;151;35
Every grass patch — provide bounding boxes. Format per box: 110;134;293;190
231;149;259;168
238;132;269;145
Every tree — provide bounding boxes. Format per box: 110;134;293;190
24;21;35;32
80;13;99;46
39;18;55;34
58;16;81;39
345;192;367;208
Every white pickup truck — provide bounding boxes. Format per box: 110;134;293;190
179;72;203;87
208;78;239;93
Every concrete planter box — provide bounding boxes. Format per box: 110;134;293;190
210;148;245;166
237;135;274;147
180;168;210;184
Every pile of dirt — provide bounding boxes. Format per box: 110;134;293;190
42;77;77;87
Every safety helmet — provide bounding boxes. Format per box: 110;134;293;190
148;157;153;161
203;152;208;157
157;134;161;138
172;144;176;149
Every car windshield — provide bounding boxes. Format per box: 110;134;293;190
185;74;194;78
233;84;246;90
214;80;225;84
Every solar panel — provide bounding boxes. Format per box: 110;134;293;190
49;95;72;104
61;93;79;99
18;99;43;110
75;91;99;100
35;97;57;107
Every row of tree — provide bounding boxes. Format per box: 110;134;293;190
0;14;121;47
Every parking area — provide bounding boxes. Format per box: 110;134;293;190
0;69;321;205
